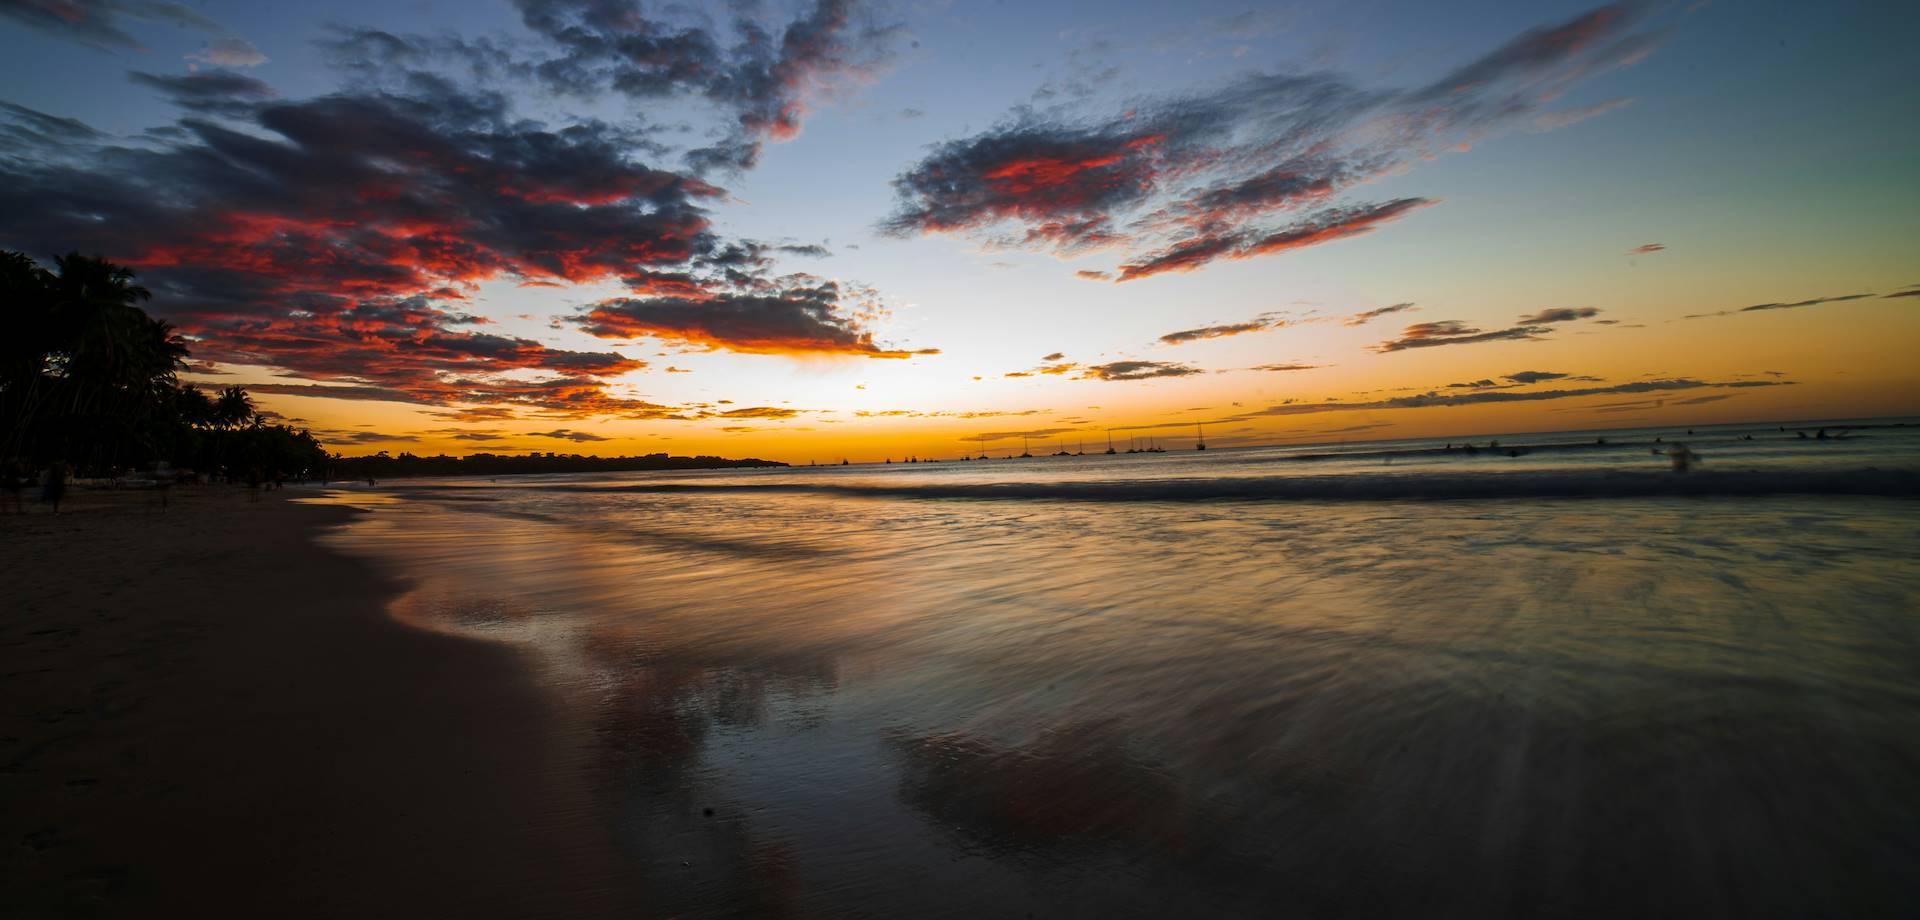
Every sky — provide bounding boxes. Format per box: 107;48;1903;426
1;0;1915;462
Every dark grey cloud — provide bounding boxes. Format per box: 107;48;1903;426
513;0;902;172
1373;320;1548;352
0;0;220;51
579;279;935;359
0;102;101;142
1;50;922;413
1157;316;1276;345
127;69;276;113
1685;292;1877;319
1739;293;1875;312
528;428;611;442
1224;377;1792;420
1079;360;1203;381
885;5;1654;278
1344;302;1416;326
1517;306;1602;324
1503;370;1569;384
963;427;1079;442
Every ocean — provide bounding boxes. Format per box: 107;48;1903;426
312;418;1920;917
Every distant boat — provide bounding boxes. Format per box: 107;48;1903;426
1105;431;1117;455
1195;423;1206;451
1019;436;1033;459
1053;440;1072;457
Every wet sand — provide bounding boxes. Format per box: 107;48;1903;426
0;489;633;918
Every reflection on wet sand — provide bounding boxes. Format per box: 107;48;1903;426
323;481;1920;918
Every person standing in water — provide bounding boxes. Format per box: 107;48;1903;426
1667;443;1701;473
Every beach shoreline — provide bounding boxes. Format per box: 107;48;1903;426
0;488;633;918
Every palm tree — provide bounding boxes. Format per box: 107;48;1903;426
0;250;333;476
214;386;255;429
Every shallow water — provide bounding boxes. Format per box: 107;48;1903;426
316;420;1920;917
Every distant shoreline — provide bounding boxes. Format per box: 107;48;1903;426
326;451;787;480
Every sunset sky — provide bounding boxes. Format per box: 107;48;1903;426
1;0;1915;461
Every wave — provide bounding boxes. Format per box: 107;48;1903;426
480;469;1920;502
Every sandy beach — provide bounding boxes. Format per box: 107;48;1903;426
0;488;634;918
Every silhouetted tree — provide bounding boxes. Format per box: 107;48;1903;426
0;251;331;478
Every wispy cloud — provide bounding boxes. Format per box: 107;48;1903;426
1533;97;1634;131
1079;360;1203;381
1157;315;1280;345
1222;377;1792;421
1344;302;1417;326
0;0;223;51
1374;320;1544;352
1517;306;1602;324
1685;293;1876;319
578;279;936;359
884;5;1658;279
1374;305;1603;352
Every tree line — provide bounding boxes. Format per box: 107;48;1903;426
1;251;329;480
333;451;786;480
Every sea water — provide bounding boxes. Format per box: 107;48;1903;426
316;419;1920;917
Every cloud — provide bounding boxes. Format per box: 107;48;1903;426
1685;292;1876;319
0;48;926;413
1738;293;1875;312
1074;269;1111;281
578;278;934;358
1343;302;1416;326
0;0;222;51
1517;306;1602;324
0;102;102;150
884;5;1656;278
513;0;903;172
774;243;832;257
1626;242;1665;254
1041;352;1064;361
962;427;1078;442
328;429;414;444
1373;320;1547;352
1115;198;1435;281
1249;363;1320;372
186;37;268;68
1532;97;1634;131
1503;370;1569;384
1223;377;1793;420
1884;290;1920;300
1157;315;1278;345
528;428;611;441
1077;360;1203;381
127;70;276;113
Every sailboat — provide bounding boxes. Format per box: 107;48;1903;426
1019;436;1033;459
1195;423;1206;451
1105;431;1117;455
1053;440;1072;457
